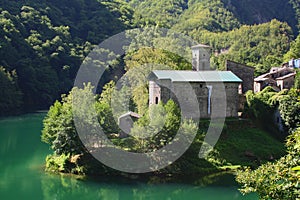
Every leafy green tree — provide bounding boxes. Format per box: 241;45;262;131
199;20;293;73
42;91;84;155
278;89;300;131
244;87;277;127
289;0;300;31
173;0;240;33
237;87;300;199
244;87;300;133
128;0;188;28
294;69;300;89
284;34;300;61
236;128;300;199
0;1;134;114
0;67;22;115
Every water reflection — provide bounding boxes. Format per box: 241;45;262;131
41;173;257;200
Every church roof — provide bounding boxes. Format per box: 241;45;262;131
150;70;242;83
191;44;211;49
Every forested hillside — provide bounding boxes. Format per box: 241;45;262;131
223;0;299;33
0;0;133;114
0;0;299;115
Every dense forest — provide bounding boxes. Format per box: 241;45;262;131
0;0;300;115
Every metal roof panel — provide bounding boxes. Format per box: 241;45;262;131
151;70;242;83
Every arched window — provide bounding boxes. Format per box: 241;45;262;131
155;97;159;104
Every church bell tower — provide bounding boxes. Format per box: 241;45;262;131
192;44;211;71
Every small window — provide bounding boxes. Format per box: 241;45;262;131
200;84;203;88
155;97;159;104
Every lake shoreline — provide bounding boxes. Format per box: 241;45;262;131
0;113;259;200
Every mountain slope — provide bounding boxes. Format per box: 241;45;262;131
0;0;134;114
128;0;188;27
222;0;299;34
128;0;299;34
0;0;299;115
172;0;240;33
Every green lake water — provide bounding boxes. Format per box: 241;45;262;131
0;113;258;200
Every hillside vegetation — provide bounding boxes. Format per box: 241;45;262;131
0;0;299;115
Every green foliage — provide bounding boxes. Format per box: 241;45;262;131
42;84;122;173
0;1;133;114
45;153;71;173
1;0;300;115
278;89;300;131
236;128;300;199
42;84;118;154
294;70;300;89
45;153;87;174
284;34;300;61
289;0;300;31
198;20;293;73
128;0;188;28
210;126;285;168
42;93;83;155
127;100;182;152
244;87;277;129
244;87;300;133
0;67;22;116
95;101;120;134
173;0;240;33
237;87;300;198
223;0;299;34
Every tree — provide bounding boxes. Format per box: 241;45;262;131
42;90;84;155
278;88;300;131
284;34;300;61
237;88;300;199
0;67;22;115
236;128;300;199
294;69;300;89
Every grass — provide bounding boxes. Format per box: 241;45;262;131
206;119;286;169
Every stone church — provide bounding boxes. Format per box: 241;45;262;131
148;44;242;118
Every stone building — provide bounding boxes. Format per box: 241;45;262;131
148;44;242;119
226;60;255;94
254;66;296;93
118;112;140;137
149;71;242;118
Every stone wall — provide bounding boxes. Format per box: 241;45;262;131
224;83;240;117
277;75;295;90
151;81;240;119
226;60;254;93
149;81;161;106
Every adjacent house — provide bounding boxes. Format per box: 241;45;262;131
288;58;300;68
254;66;296;93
